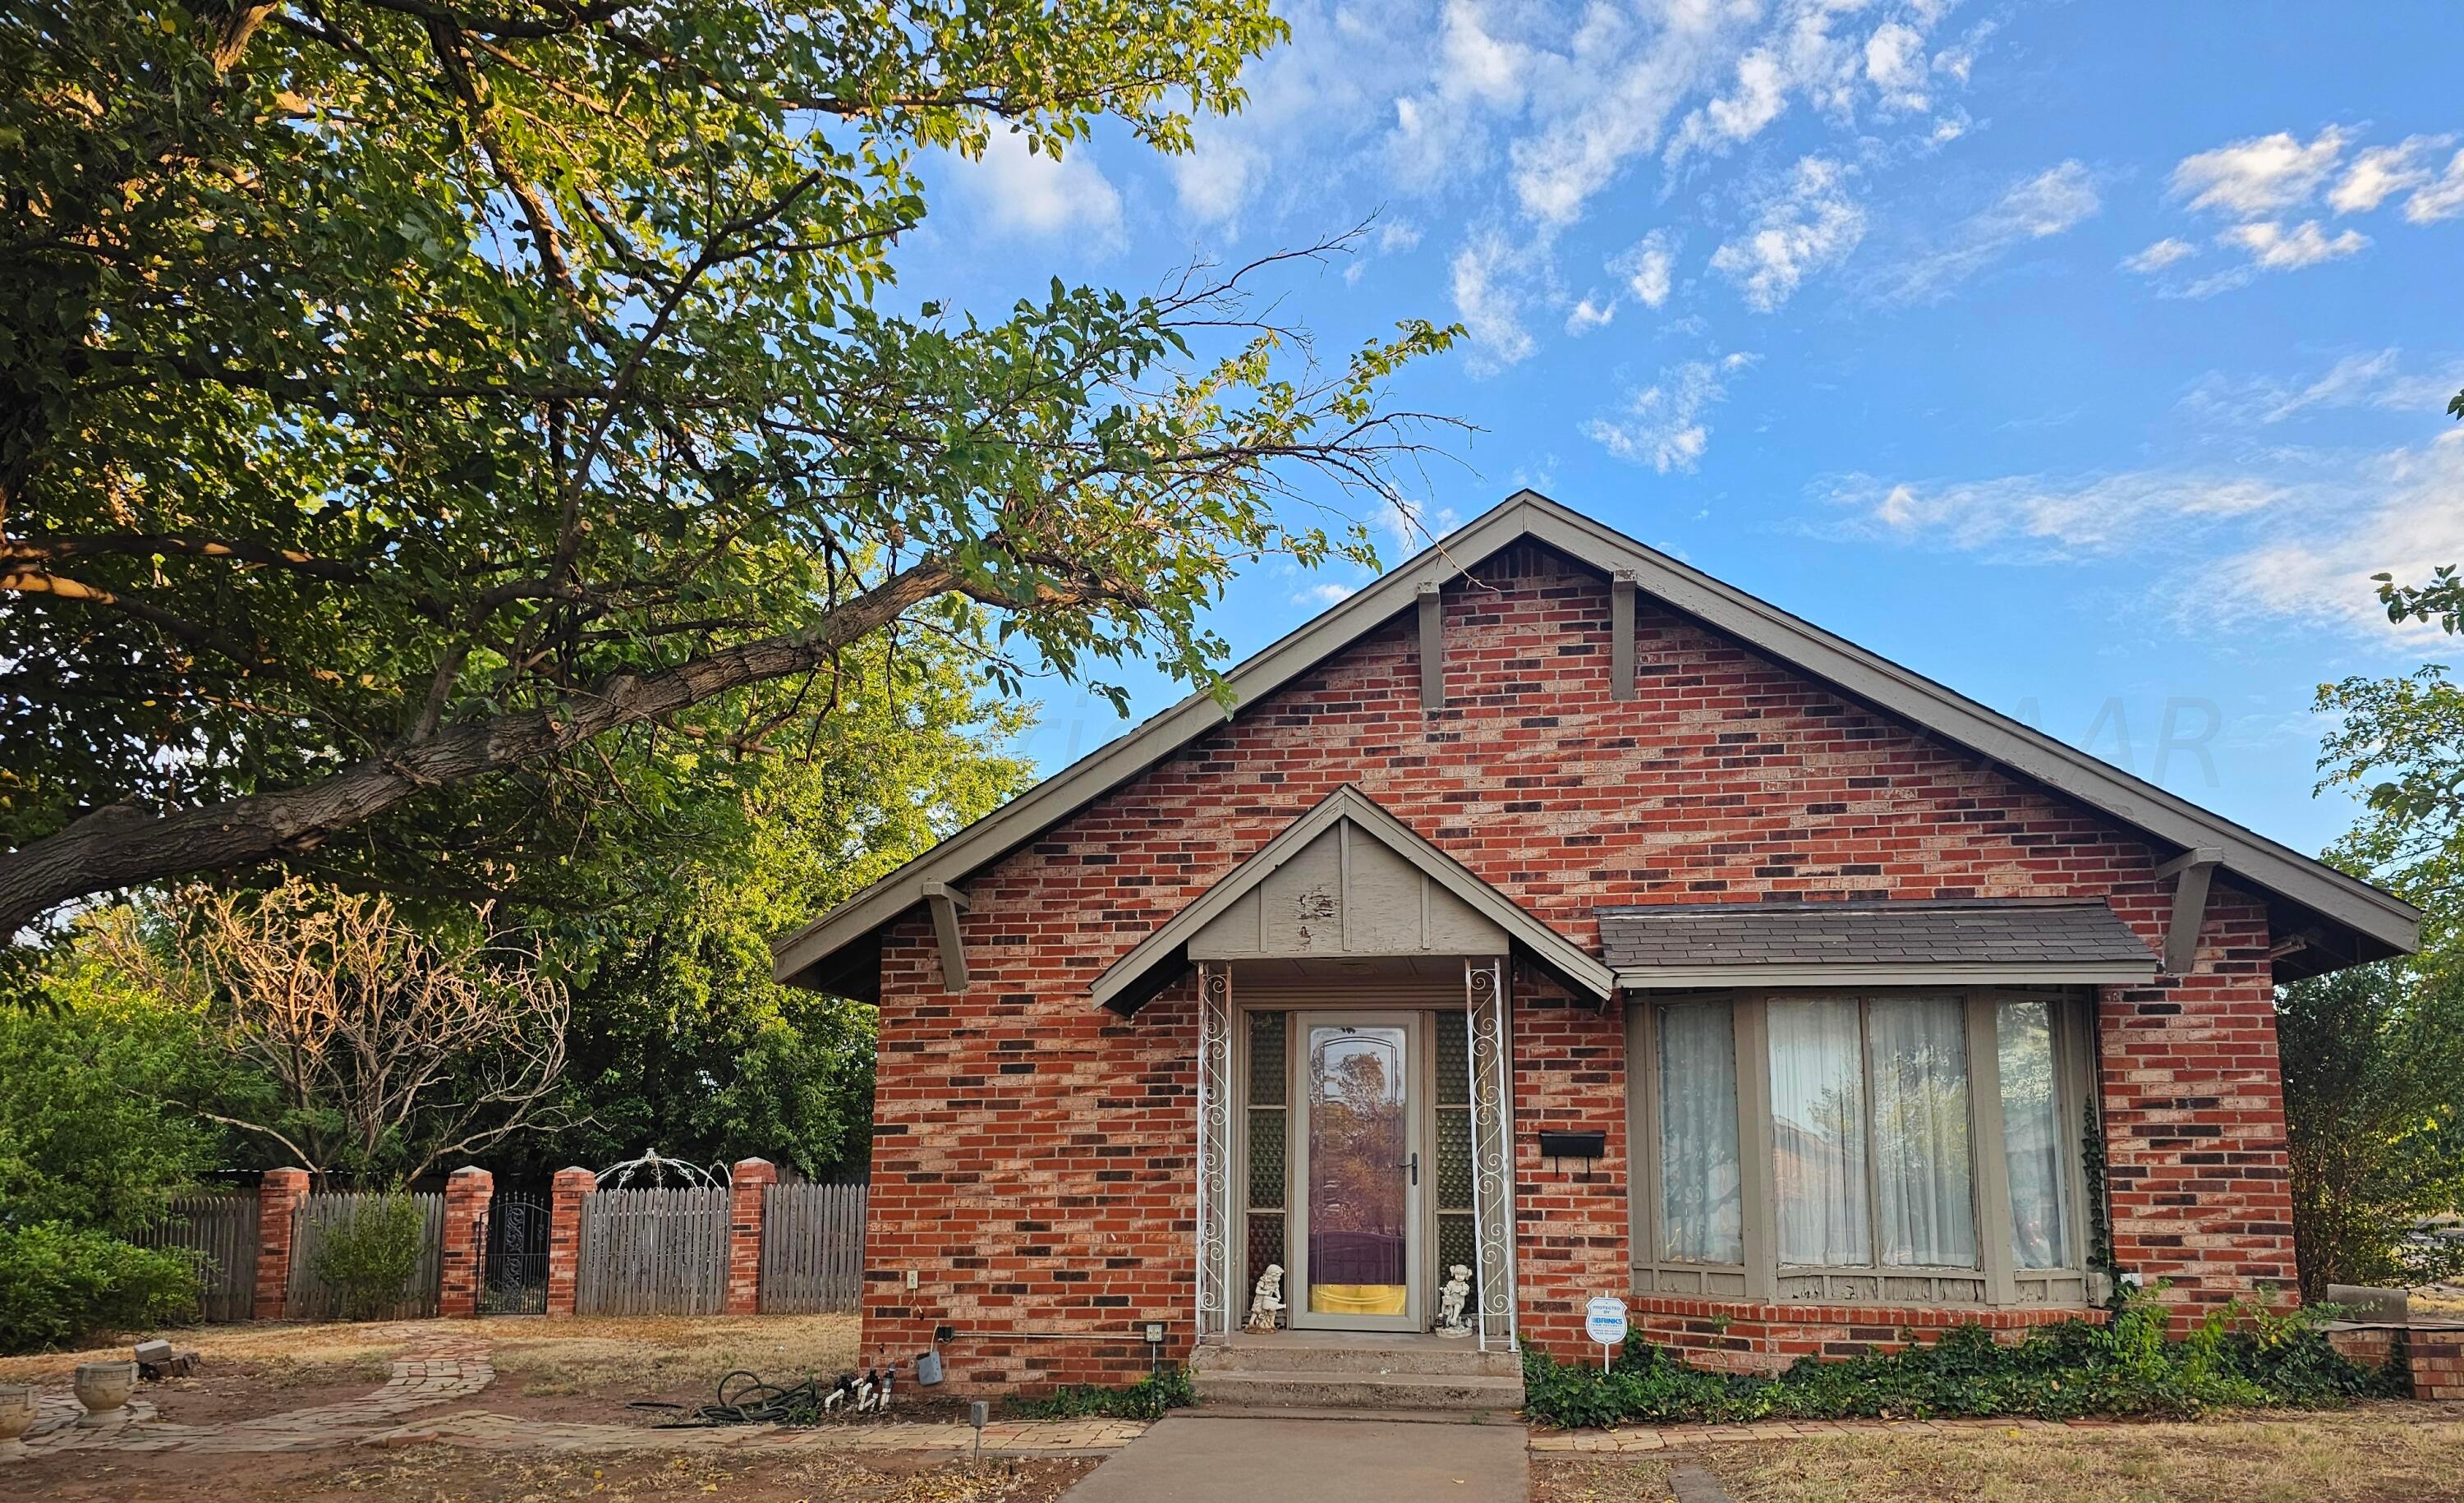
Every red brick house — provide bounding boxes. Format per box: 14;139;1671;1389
771;492;2416;1402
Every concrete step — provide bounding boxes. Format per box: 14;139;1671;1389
1190;1367;1527;1413
1189;1340;1522;1380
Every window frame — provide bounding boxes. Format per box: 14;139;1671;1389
1627;986;2099;1308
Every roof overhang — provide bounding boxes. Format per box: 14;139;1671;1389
773;490;2419;995
1089;785;1616;1014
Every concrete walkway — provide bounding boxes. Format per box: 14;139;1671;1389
1056;1414;1527;1503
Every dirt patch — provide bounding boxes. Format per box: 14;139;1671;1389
1567;1404;2464;1503
1533;1454;1679;1501
127;1358;383;1427
14;1445;1096;1503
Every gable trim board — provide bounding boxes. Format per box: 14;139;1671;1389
771;491;2417;996
1087;784;1616;1013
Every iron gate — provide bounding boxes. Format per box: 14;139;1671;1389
480;1188;551;1315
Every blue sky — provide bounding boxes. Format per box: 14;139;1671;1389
904;1;2464;861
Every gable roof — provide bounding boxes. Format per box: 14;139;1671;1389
773;490;2418;992
1091;784;1617;1013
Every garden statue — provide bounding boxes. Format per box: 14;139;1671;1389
1437;1264;1472;1335
1248;1264;1286;1331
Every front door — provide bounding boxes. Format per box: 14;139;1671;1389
1289;1012;1423;1332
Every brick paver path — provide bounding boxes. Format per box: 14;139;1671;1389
4;1330;1142;1463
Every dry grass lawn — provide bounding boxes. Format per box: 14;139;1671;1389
485;1313;862;1396
0;1317;416;1384
1535;1404;2464;1503
0;1312;860;1403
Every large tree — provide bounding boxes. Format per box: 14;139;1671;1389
0;0;1454;940
499;628;1034;1180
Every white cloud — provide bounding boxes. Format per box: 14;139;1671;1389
1610;229;1677;307
1565;295;1616;334
1827;432;2464;647
1710;156;1866;312
2120;237;2197;273
2183;348;2464;425
2209;432;2464;637
1378;219;1423;253
2170;218;2372;297
1372;498;1461;554
2168;126;2348;217
2221;218;2370;270
1292;581;1359;609
1449;226;1542;372
2407;148;2464;223
2328;135;2450;214
1838;469;2289;556
1874;160;2100;303
1168;136;1265;226
1864;22;1928;110
1587;352;1755;473
958;128;1124;244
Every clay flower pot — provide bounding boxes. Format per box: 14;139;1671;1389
71;1362;136;1424
0;1383;35;1455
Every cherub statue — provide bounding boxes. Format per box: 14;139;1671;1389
1248;1264;1286;1331
1437;1264;1472;1335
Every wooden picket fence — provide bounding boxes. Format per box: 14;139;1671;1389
575;1186;728;1316
130;1192;260;1321
758;1179;868;1314
287;1191;447;1321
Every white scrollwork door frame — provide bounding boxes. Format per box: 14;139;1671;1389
1464;956;1518;1352
1194;960;1237;1344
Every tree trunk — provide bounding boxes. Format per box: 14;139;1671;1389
0;563;955;938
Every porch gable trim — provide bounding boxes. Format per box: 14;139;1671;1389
1087;784;1616;1013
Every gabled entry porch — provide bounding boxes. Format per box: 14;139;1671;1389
1087;786;1618;1365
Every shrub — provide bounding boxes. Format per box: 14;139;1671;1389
311;1194;428;1321
0;1222;202;1354
1007;1365;1196;1420
1519;1290;2404;1430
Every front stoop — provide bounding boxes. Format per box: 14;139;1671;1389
1188;1333;1524;1417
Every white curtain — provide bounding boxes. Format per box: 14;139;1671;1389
1768;999;1870;1266
1997;1000;2071;1270
1868;997;1977;1268
1657;1000;1743;1264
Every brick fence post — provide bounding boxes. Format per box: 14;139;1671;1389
253;1167;310;1320
2415;1330;2464;1401
547;1166;596;1318
439;1166;494;1318
727;1158;777;1315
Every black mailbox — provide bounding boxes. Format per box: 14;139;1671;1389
1538;1130;1606;1159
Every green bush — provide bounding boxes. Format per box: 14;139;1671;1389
311;1194;428;1321
1007;1364;1196;1420
0;1222;202;1354
1520;1290;2404;1430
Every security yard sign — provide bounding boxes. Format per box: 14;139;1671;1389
1585;1295;1629;1370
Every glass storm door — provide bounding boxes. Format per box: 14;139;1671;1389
1291;1013;1423;1331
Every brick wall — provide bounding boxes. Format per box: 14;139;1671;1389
862;542;2303;1386
1629;1295;2103;1375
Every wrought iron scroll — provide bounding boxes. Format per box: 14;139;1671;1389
1195;961;1237;1343
1464;956;1517;1352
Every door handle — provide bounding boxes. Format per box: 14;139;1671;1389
1404;1151;1419;1187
